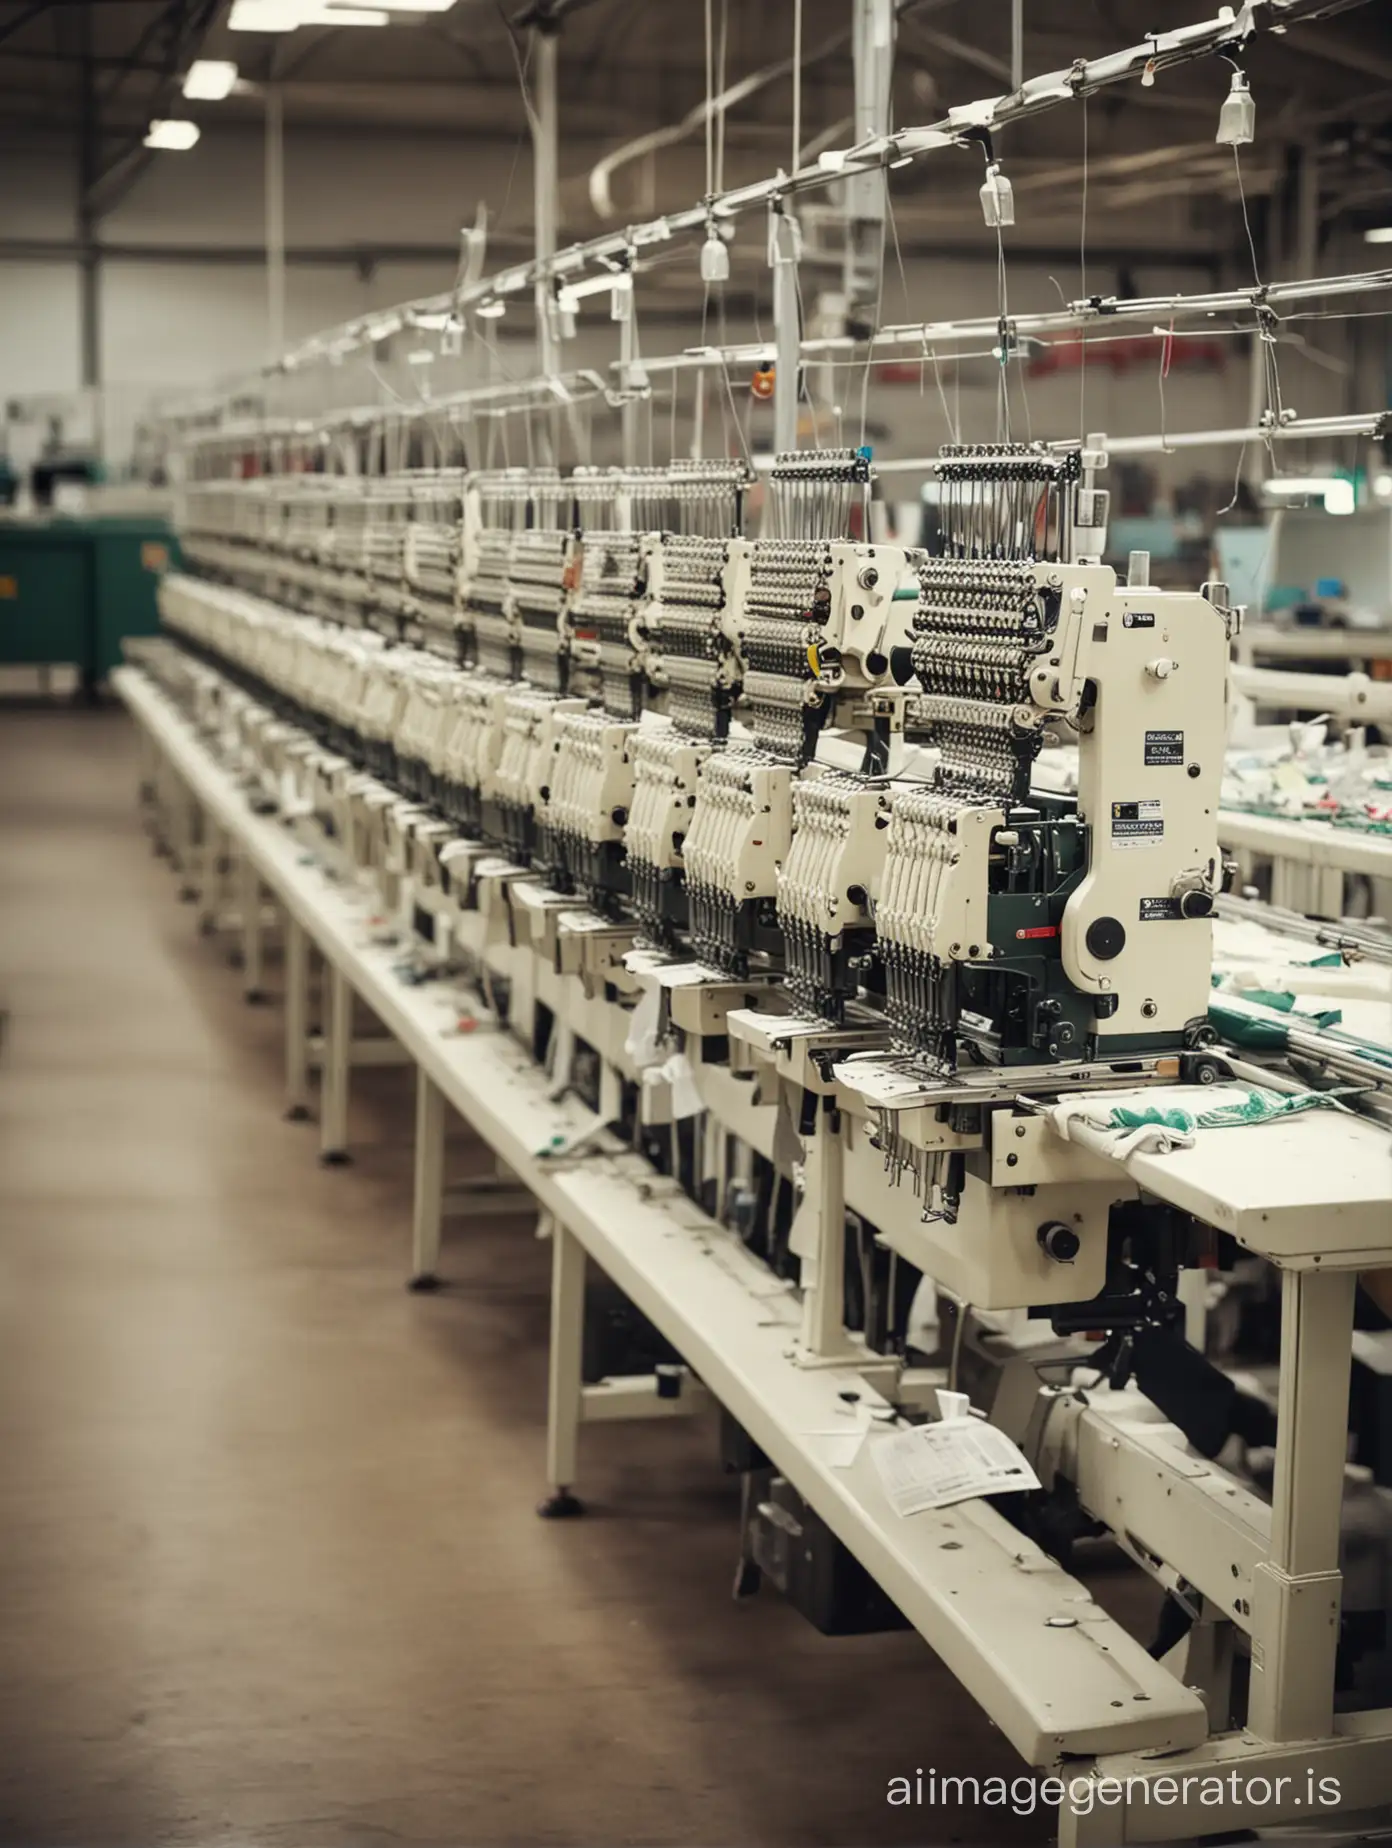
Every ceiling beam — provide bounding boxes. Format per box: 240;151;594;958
0;0;53;50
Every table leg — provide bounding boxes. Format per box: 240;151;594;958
284;915;311;1121
319;963;352;1166
409;1067;446;1291
540;1219;586;1519
1247;1265;1355;1742
240;856;265;1002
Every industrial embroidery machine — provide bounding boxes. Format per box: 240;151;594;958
144;421;1392;1847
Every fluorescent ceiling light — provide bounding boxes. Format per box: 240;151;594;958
324;0;456;9
144;119;201;150
1364;226;1392;244
182;59;238;100
229;0;388;27
228;0;300;27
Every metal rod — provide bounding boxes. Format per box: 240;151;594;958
619;289;640;466
532;27;559;382
165;253;1390;443
1059;412;1390;458
78;2;100;394
627;265;1392;374
816;412;1389;476
843;0;895;327
175;367;612;445
771;203;801;457
263;0;1375;378
265;84;286;364
177;259;1392;446
791;0;802;173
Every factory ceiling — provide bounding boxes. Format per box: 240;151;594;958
2;0;1391;281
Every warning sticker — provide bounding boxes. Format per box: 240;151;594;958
1140;896;1182;921
1111;798;1163;849
1144;729;1183;766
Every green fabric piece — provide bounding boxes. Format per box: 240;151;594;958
1108;1086;1348;1135
1233;987;1343;1029
1241;987;1296;1013
1208;1001;1289;1048
1207;993;1342;1045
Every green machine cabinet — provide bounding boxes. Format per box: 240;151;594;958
0;514;179;693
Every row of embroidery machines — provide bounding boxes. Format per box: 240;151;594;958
168;442;1232;1103
135;434;1392;1839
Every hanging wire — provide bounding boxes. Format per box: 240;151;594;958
888;175;957;445
1218;133;1286;514
1078;95;1089;440
1232;142;1289;439
790;262;824;448
718;348;755;468
708;263;751;467
1157;312;1175;454
991;165;1012;444
1015;331;1033;444
886;175;964;447
492;0;538;230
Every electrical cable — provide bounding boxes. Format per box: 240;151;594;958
492;0;539;232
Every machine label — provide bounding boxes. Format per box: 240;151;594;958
1122;610;1156;628
1144;729;1183;765
0;575;15;599
1014;924;1058;940
1111;798;1163;848
1139;896;1183;921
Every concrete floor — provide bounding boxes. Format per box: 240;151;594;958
0;707;1084;1847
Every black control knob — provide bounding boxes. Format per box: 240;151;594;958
1179;889;1213;919
1037;1222;1081;1264
1085;916;1126;961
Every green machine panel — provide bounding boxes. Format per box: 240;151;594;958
0;514;178;689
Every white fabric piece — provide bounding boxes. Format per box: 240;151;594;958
1047;1086;1221;1159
